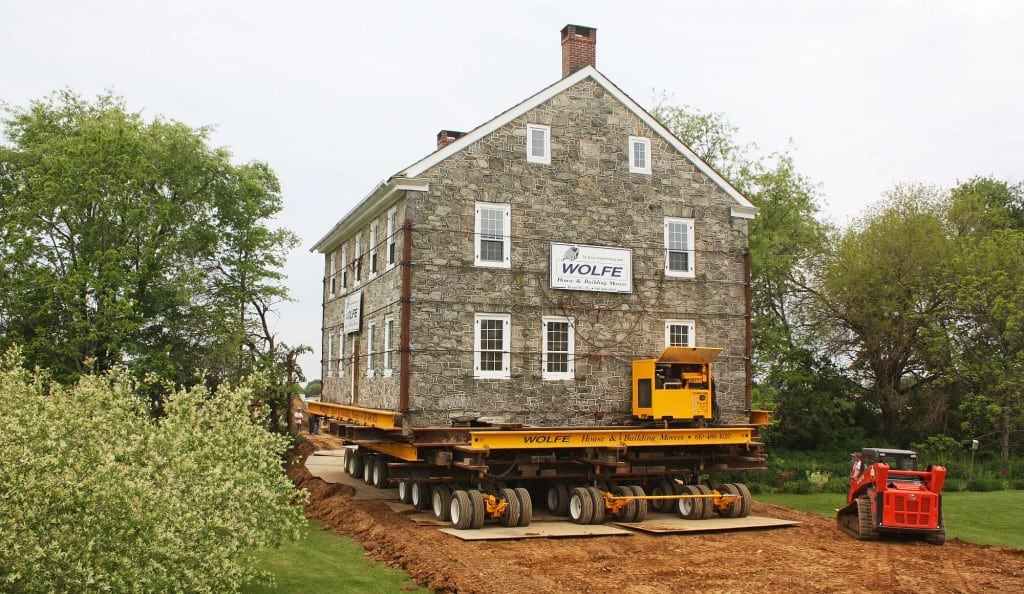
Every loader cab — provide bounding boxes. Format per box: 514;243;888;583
632;347;721;425
861;448;918;471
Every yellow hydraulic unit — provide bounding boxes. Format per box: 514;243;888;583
632;346;721;424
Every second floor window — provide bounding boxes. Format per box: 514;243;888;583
474;314;510;379
475;203;511;268
542;317;574;380
664;217;695;278
665;320;695;347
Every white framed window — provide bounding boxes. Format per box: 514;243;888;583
341;245;348;289
386;207;398;269
339;331;345;377
369;222;379;278
665;320;696;347
664;217;695;278
474;314;511;379
328;252;337;298
542;316;574;380
474;202;511;268
354;235;362;285
366;321;376;378
629;136;651;174
526;124;550;164
327;331;336;377
383;316;394;376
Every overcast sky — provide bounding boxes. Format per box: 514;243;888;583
4;1;1022;380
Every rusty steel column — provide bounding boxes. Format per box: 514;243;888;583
399;220;413;413
743;248;753;411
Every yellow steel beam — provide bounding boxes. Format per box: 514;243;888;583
465;427;755;451
305;401;401;430
353;440;420;462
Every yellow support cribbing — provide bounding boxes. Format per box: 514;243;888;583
305;401;401;430
465;427;755;451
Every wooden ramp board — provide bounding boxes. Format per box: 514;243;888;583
304;452;397;501
441;523;634;541
615;514;800;534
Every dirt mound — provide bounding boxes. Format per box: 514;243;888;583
288;440;1024;594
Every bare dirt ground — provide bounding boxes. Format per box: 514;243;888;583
289;435;1024;594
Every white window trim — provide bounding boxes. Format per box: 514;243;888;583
664;319;696;348
340;245;348;290
629;136;651;174
354;235;362;286
328;252;337;298
383;316;394;377
369;222;379;279
474;314;511;379
386;207;397;270
541;316;575;380
526;124;550;164
339;331;345;377
474;202;511;268
664;217;695;278
365;321;376;378
327;331;335;377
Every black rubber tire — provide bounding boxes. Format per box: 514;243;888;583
925;527;946;545
362;456;374;484
371;458;389;489
677;484;705;520
432;486;452;522
546;481;571;515
411;482;431;510
514;487;533;527
650;479;675;512
735;483;752;518
628;485;648;522
586;486;606;524
695;484;716;519
611;486;637;522
569;487;594;524
398;481;413;504
467;489;486;529
498;488;521;528
717;483;741;518
450;490;473;530
347;451;364;477
701;478;720;492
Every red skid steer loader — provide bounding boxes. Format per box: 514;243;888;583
837;448;946;545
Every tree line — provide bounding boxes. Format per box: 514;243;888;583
0;91;306;430
654;100;1023;460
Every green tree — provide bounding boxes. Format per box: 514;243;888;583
809;186;954;443
0;349;306;593
945;178;1024;460
653;100;844;441
0;91;301;396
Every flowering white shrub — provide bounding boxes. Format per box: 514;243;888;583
0;349;306;593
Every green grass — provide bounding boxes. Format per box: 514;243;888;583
758;490;1024;548
242;520;429;594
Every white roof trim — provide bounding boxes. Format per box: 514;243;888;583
310;177;429;253
399;66;757;215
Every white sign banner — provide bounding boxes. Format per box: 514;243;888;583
344;291;362;334
549;243;632;293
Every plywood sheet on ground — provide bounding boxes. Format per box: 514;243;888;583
616;513;800;534
440;523;633;541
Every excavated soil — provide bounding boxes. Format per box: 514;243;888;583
289;435;1024;593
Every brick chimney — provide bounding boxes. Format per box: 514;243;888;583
436;130;465;149
561;24;596;78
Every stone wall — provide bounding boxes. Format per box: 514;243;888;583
387;78;751;427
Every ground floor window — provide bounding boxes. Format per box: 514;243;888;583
665;319;695;347
542;316;574;380
474;314;510;379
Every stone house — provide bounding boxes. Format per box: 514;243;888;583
311;25;758;428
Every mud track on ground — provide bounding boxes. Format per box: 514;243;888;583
289;436;1024;594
